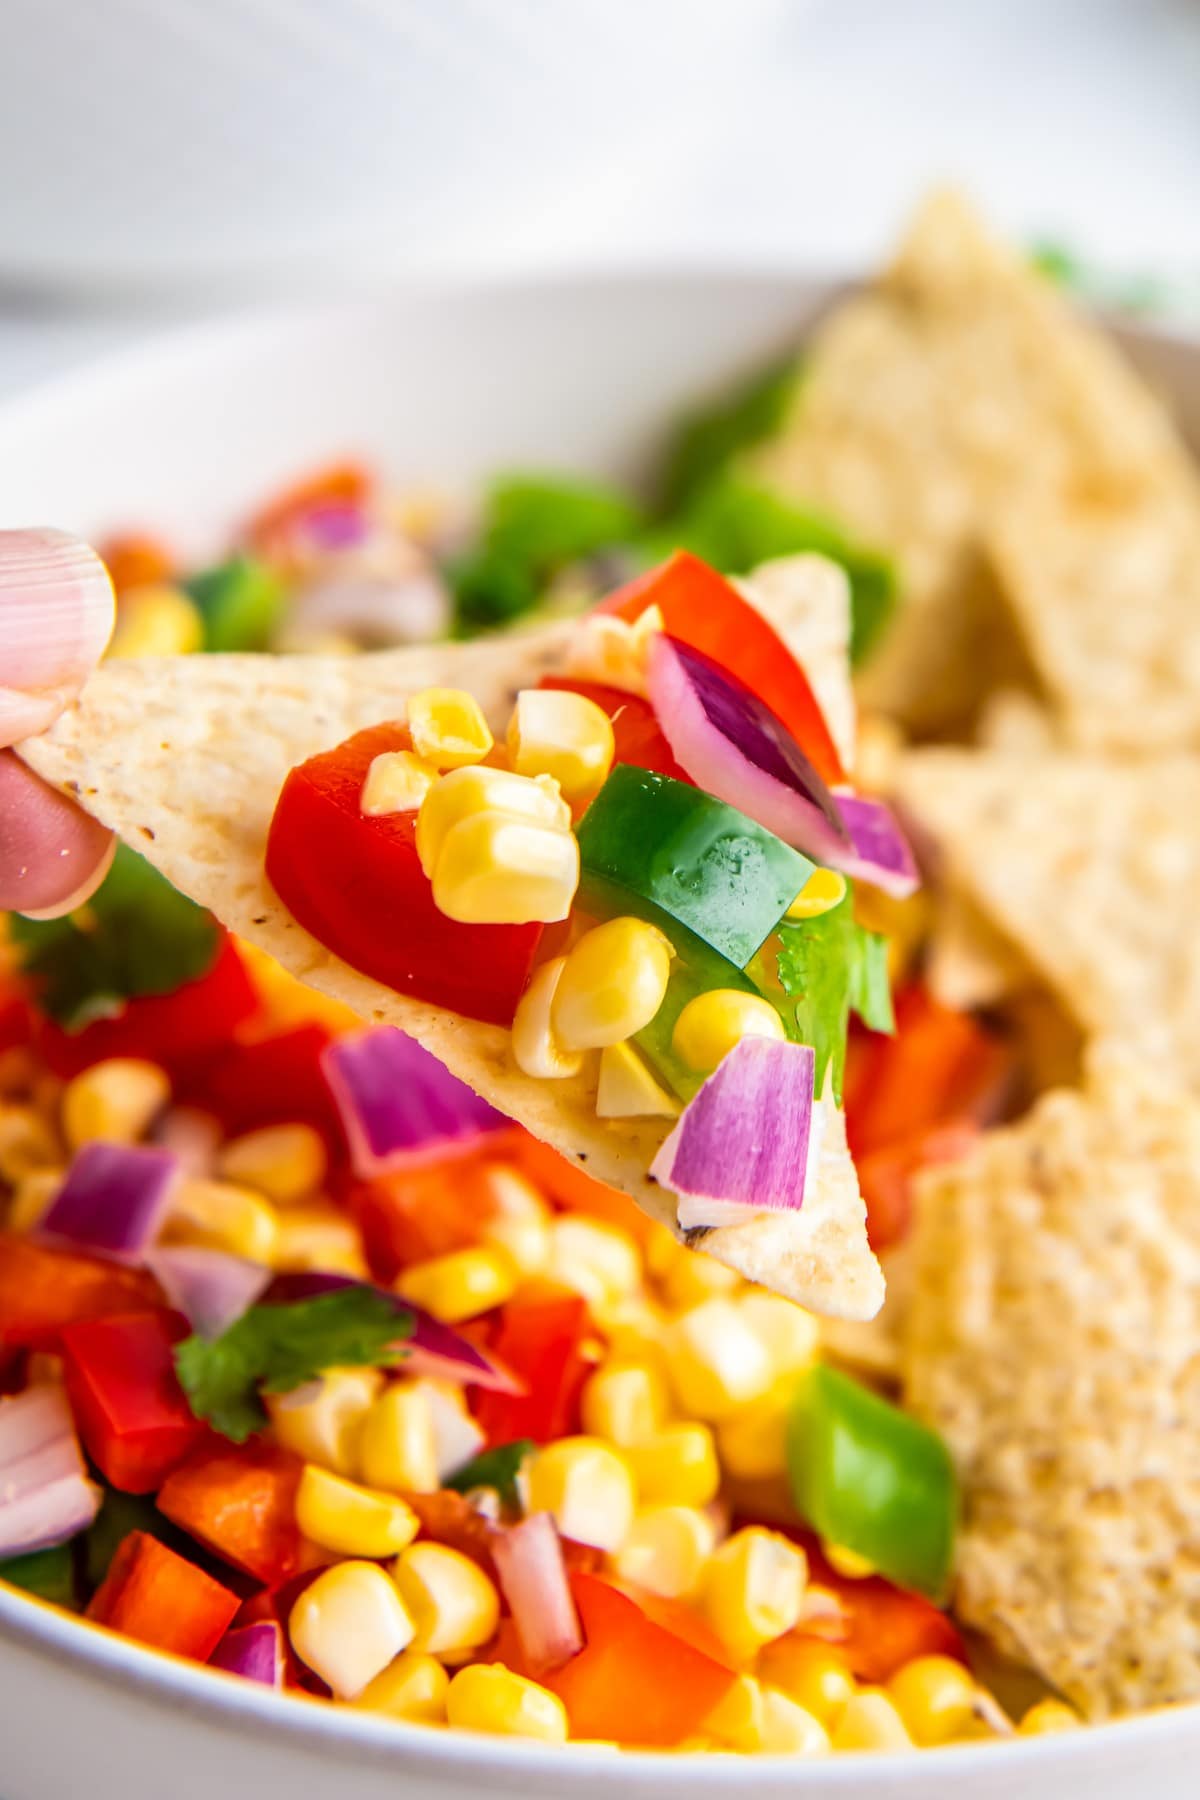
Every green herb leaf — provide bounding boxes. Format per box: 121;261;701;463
175;1289;413;1443
445;1439;534;1507
185;555;285;652
849;928;895;1036
0;1542;76;1607
9;843;220;1030
767;891;893;1103
658;359;802;514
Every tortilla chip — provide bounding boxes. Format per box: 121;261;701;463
904;1048;1200;1717
753;190;1195;732
894;744;1200;1088
18;562;883;1319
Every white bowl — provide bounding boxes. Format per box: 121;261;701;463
0;272;1198;1798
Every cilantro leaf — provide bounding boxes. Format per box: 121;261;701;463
445;1439;534;1508
770;891;894;1103
175;1289;413;1443
9;843;220;1030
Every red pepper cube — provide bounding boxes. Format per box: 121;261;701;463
798;1537;968;1683
182;1022;347;1166
475;1290;593;1448
61;1311;206;1493
157;1442;312;1586
87;1530;239;1662
0;1235;160;1352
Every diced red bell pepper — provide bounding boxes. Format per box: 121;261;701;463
347;1142;521;1281
156;1442;312;1586
775;1534;967;1683
178;1023;347;1166
474;1290;593;1447
244;460;372;552
598;551;845;785
401;1488;499;1577
61;1311;206;1493
537;676;691;784
97;533;175;594
266;724;544;1027
511;1134;657;1249
0;1236;161;1351
87;1531;240;1662
545;1572;735;1746
858;1121;981;1252
847;984;1011;1161
0;988;34;1056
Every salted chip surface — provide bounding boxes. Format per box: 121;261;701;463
17;563;882;1320
904;1050;1200;1717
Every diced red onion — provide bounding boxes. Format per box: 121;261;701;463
323;1027;507;1179
492;1513;583;1675
831;793;920;899
0;1385;100;1558
151;1107;223;1179
209;1620;285;1688
39;1142;179;1261
651;1038;820;1230
145;1246;271;1339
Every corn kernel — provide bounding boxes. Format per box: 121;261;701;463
560;603;664;697
420;1379;486;1480
737;1292;820;1377
7;1165;64;1233
268;1366;384;1475
551;918;672;1051
396;1245;517;1323
824;1542;876;1581
271;1204;368;1277
446;1664;568;1743
434;810;579;926
546;1215;642;1308
612;1504;715;1599
701;1528;807;1663
295;1464;420;1557
525;1437;636;1551
352;1650;449;1723
716;1385;792;1481
359;1382;440;1494
831;1690;914;1752
61;1058;170;1150
289;1561;415;1700
164;1177;280;1262
580;1360;669;1447
360;749;438;816
507;688;614;804
234;938;360;1034
476;1164;552;1275
758;1687;830;1755
392;1542;500;1658
786;868;848;921
216;1123;327;1203
407;687;494;770
416;765;570;878
658;1245;741;1313
705;1673;767;1750
595;1040;680;1119
887;1655;978;1746
109;584;203;657
510;958;583;1080
626;1422;720;1507
758;1638;855;1726
1018;1699;1082;1735
597;1294;669;1369
664;1298;775;1421
672;989;785;1075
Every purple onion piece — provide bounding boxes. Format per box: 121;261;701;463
209;1620;284;1688
323;1027;507;1178
40;1142;179;1261
145;1246;272;1339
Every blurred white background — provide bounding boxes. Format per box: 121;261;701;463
0;0;1197;397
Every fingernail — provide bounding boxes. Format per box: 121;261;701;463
0;529;114;734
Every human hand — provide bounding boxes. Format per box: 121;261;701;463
0;529;115;917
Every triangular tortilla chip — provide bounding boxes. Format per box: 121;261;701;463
894;744;1200;1084
18;560;883;1319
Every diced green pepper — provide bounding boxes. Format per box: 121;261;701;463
576;766;814;971
84;1490;165;1589
0;1542;76;1607
445;1438;534;1507
185;555;285;652
786;1364;957;1601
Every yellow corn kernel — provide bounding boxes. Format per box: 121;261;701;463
360;749;438;817
597;1294;669;1369
551;918;672;1052
418;1378;486;1481
595;1040;680;1119
407;687;494;770
705;1673;767;1750
580;1360;669;1447
271;1205;369;1278
510;958;583;1080
757;1638;855;1726
546;1215;642;1308
507;688;614;804
560;603;664;697
396;1246;517;1324
737;1292;820;1378
476;1164;552;1275
295;1464;420;1558
61;1058;170;1150
525;1437;636;1552
823;1542;876;1581
7;1165;64;1234
758;1687;830;1755
352;1649;449;1723
658;1245;741;1313
416;766;569;878
216;1123;327;1204
1018;1699;1082;1735
234;939;360;1035
701;1528;807;1664
786;868;848;921
433;810;579;926
612;1504;715;1599
671;989;785;1076
626;1422;720;1508
164;1177;280;1263
887;1655;979;1747
663;1298;775;1421
716;1385;792;1481
831;1690;914;1752
289;1561;415;1700
391;1542;500;1658
446;1664;568;1743
359;1383;440;1494
109;584;203;658
267;1366;384;1475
